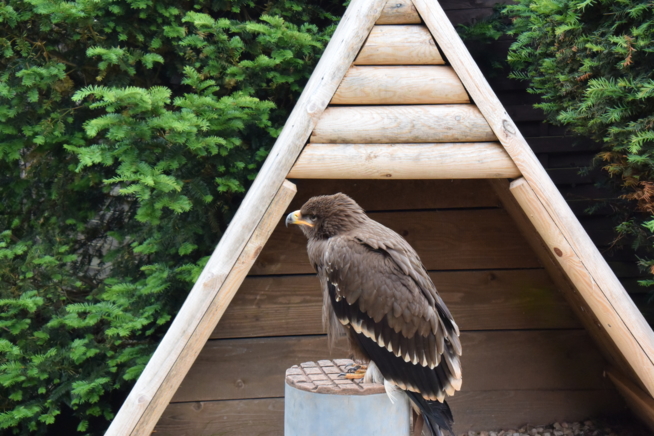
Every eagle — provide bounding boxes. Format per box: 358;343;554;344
286;193;462;436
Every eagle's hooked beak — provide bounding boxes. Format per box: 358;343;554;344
285;210;314;228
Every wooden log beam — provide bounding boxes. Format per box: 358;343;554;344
354;25;443;65
377;0;421;24
510;177;654;396
311;105;496;144
489;178;640;387
606;367;654;431
288;143;519;179
105;181;296;436
105;0;388;433
331;66;469;105
415;0;654;395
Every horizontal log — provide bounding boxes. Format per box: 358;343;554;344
377;0;421;24
252;209;540;275
212;269;580;339
157;389;621;436
354;25;444;65
173;330;607;402
288;143;520;179
288;179;501;211
311;105;496;144
331;66;469;105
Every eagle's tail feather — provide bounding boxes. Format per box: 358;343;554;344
405;391;454;436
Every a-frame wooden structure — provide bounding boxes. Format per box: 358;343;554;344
106;0;654;434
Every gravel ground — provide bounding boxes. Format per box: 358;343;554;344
459;418;651;436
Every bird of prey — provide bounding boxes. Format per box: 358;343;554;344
286;193;462;436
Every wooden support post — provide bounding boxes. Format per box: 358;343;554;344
106;180;296;436
510;177;654;396
288;143;519;179
311;105;496;144
331;66;469;105
354;25;443;65
606;367;654;431
415;0;654;396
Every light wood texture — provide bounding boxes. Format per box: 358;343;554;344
106;181;296;436
173;330;606;402
288;179;501;211
607;367;654;431
377;0;421;24
414;0;654;396
288;142;519;179
489;178;641;388
156;389;621;436
212;269;580;339
106;0;388;433
252;209;540;275
311;105;496;144
354;25;443;65
510;177;654;395
331;66;469;105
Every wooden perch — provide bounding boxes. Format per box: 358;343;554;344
331;66;469;105
377;0;421;24
288;143;519;179
311;105;496;144
354;25;443;65
510;177;654;396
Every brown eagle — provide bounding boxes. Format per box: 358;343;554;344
286;193;462;436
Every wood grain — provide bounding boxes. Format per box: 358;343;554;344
288;142;519;179
156;389;621;436
251;209;540;275
311;105;497;144
511;177;654;395
105;181;297;436
377;0;421;24
607;367;654;431
211;269;580;339
414;0;654;396
287;179;501;211
331;66;469;105
173;330;607;402
354;25;444;65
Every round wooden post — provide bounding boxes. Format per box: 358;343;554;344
284;359;410;435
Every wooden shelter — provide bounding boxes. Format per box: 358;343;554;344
106;0;654;434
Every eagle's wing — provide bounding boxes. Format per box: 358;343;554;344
309;220;462;402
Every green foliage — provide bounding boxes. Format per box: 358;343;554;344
0;0;344;433
501;0;654;281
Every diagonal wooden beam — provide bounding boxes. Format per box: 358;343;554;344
106;0;387;433
414;0;654;396
106;180;296;436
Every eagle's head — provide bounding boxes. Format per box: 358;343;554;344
285;193;366;239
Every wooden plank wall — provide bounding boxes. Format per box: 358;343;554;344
155;179;622;435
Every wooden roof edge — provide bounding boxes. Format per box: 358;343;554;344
413;0;654;395
104;0;387;434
